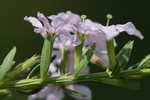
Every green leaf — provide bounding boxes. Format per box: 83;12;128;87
40;36;55;80
0;89;11;99
0;47;16;80
4;55;39;81
113;41;134;74
75;43;96;76
128;63;139;70
0;89;10;95
26;64;40;79
98;79;140;90
138;54;150;69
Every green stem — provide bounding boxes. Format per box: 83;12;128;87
106;39;116;70
60;50;70;74
1;68;150;89
0;72;109;89
119;69;150;77
74;44;82;74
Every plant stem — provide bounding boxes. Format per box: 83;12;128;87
0;72;109;89
106;39;116;70
1;68;150;89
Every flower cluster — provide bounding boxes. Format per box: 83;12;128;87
24;11;144;100
25;11;143;63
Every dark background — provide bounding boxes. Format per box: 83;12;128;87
0;0;149;100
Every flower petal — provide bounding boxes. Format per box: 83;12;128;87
49;11;81;25
24;16;43;28
116;22;144;40
101;25;119;40
78;19;103;34
48;11;81;34
37;12;52;32
28;85;64;100
66;85;92;100
46;86;64;100
101;22;144;40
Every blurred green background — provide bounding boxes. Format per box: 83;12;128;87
0;0;149;100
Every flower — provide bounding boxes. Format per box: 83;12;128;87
28;84;91;100
80;19;144;65
26;11;144;100
24;12;80;37
48;11;84;50
28;84;64;100
48;11;144;64
25;11;144;66
28;47;91;100
25;12;82;50
24;12;51;37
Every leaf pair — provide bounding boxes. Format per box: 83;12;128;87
112;41;134;75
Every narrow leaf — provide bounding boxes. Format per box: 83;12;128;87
75;43;96;76
0;89;11;99
40;36;55;80
26;64;40;79
4;55;39;81
0;47;16;80
138;54;150;68
113;41;134;74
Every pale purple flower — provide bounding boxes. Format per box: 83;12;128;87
28;83;91;100
26;11;144;100
24;12;51;37
28;84;64;100
28;47;91;100
25;12;81;49
78;19;144;40
48;11;83;50
76;19;108;64
24;12;79;37
48;11;80;35
80;19;144;65
48;11;144;65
